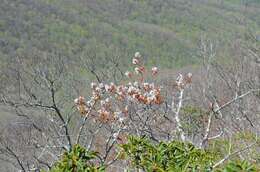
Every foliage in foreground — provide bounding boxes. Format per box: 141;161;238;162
46;136;259;172
215;161;257;172
120;136;214;172
47;145;104;172
119;136;258;172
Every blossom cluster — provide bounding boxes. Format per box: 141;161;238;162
74;52;163;123
175;72;192;90
125;51;158;78
74;52;192;124
74;82;163;123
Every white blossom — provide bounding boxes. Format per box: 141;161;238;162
151;67;158;75
132;58;139;65
91;82;97;89
74;98;79;104
134;52;141;58
125;71;131;77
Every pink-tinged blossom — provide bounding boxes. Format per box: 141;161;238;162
147;96;153;104
136;66;145;74
187;72;192;78
176;74;184;88
125;71;132;78
143;82;149;90
107;82;116;92
95;87;101;92
151;67;158;75
132;94;139;99
74;96;89;115
77;96;85;104
132;58;140;65
92;91;100;100
185;72;192;84
91;82;97;89
127;86;135;94
98;109;111;123
104;84;110;92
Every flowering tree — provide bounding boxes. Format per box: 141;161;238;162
0;48;259;171
73;52;202;168
71;50;259;171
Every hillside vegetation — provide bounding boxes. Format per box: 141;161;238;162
0;0;259;67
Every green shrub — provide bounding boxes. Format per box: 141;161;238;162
215;161;257;172
120;136;259;172
44;137;259;172
48;144;104;172
120;136;215;171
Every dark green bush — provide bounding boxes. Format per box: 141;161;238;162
48;144;104;172
44;137;258;172
120;136;259;172
120;136;215;171
215;161;257;172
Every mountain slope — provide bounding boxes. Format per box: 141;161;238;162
0;0;259;67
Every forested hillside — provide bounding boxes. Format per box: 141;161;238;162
0;0;259;67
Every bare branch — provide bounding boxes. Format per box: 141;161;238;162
213;141;257;168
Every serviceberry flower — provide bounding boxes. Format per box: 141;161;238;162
105;98;110;103
98;109;111;123
91;82;97;89
75;96;85;105
100;100;106;107
133;81;139;87
185;72;192;83
143;82;150;90
151;67;158;76
134;52;141;58
74;98;79;104
99;83;105;89
125;71;132;78
176;74;184;89
132;58;140;65
74;96;89;115
187;72;192;78
135;67;141;74
74;51;192;128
